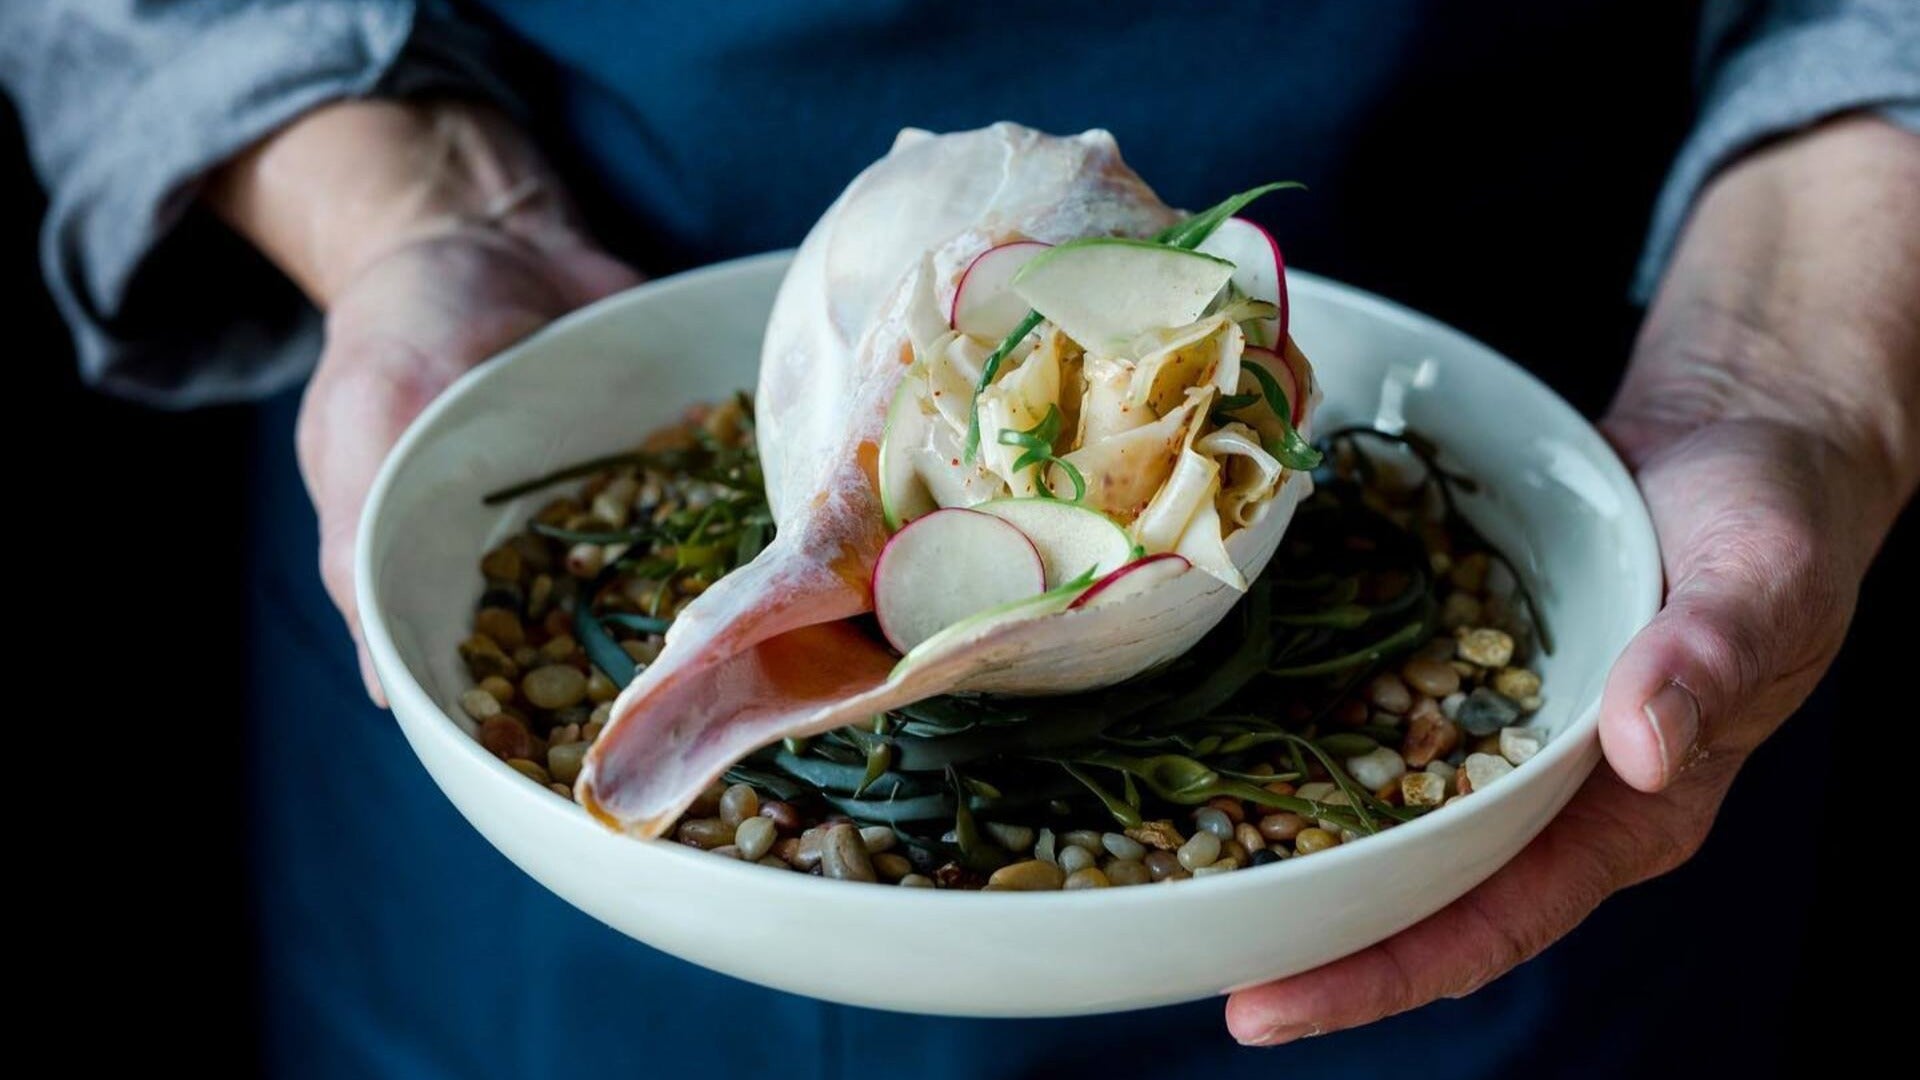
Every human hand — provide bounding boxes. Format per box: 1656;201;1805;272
209;100;639;702
1225;115;1920;1046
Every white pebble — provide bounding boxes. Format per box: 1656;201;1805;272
1058;844;1096;874
1101;832;1146;861
859;825;896;854
1464;752;1515;792
1345;746;1407;790
1177;831;1222;872
1441;692;1466;719
1034;827;1058;865
983;822;1035;853
1062;829;1105;853
1401;772;1446;807
1193;808;1234;840
460;688;501;722
1499;726;1543;766
1294;781;1338;802
1425;760;1458;793
1191;860;1236;878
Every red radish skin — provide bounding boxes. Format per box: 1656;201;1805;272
1197;216;1288;345
1244;346;1306;426
870;507;1046;653
949;241;1051;339
1272;232;1290;344
1068;553;1193;610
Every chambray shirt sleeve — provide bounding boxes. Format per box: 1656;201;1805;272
0;1;517;408
1635;0;1920;300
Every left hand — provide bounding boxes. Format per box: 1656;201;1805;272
1226;115;1920;1046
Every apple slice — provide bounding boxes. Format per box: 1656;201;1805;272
1197;217;1287;347
1243;346;1305;426
950;241;1050;340
1068;553;1192;610
878;371;939;530
894;566;1097;676
871;508;1046;653
975;498;1133;588
1011;238;1235;353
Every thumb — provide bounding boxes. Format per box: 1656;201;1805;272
1598;571;1761;793
1597;435;1848;792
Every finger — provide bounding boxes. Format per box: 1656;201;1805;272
357;640;389;708
549;243;643;306
299;339;466;704
313;495;390;706
1225;784;1628;1045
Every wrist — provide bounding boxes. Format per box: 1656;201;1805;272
1610;116;1920;511
206;98;570;306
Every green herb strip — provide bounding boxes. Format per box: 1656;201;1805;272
574;558;640;688
1153;181;1306;251
963;311;1045;463
995;403;1087;502
1236;361;1323;470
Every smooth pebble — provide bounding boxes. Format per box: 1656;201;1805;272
988;859;1066;891
1063;867;1111;890
1058;844;1096;874
984;822;1035;853
734;816;777;861
718;783;760;827
1499;726;1543;765
1177;831;1222;872
1346;746;1408;790
820;824;877;882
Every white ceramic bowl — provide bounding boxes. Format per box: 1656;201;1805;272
358;251;1660;1017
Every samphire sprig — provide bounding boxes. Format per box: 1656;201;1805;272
996;403;1087;502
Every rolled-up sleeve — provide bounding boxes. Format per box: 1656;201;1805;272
0;1;512;407
1636;0;1920;299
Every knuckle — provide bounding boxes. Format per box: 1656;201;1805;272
1642;821;1711;880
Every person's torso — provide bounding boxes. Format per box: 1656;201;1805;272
471;0;1700;412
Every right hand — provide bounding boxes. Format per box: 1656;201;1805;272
303;221;638;702
209;100;640;701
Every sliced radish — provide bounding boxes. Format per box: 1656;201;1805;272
878;370;938;530
1012;238;1234;353
950;241;1050;341
871;508;1045;654
1069;554;1192;610
1196;217;1288;347
975;498;1133;588
1244;346;1305;426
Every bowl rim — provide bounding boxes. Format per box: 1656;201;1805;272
355;249;1663;909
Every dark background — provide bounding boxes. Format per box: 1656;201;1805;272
13;98;253;1060
11;88;1906;1071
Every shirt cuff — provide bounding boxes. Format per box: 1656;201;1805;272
45;1;519;408
1633;3;1920;301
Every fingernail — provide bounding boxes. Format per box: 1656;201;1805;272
1642;681;1699;783
1242;1021;1321;1047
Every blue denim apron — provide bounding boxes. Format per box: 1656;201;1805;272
246;2;1826;1074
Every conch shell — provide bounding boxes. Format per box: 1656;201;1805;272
579;124;1314;837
